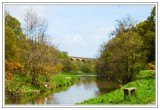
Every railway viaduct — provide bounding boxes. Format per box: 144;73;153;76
70;56;97;62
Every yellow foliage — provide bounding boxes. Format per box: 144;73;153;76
5;71;13;80
5;60;24;72
33;65;51;75
148;63;155;70
35;64;63;76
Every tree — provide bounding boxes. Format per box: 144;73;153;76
5;26;19;62
5;14;22;62
24;8;47;42
62;59;74;72
96;17;147;84
108;31;146;84
110;16;136;37
23;8;48;63
136;6;155;62
23;8;48;84
5;15;22;35
96;39;115;76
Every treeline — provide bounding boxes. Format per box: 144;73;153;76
96;6;155;84
5;8;95;91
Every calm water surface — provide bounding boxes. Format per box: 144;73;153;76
29;75;119;105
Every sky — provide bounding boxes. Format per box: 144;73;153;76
5;4;154;58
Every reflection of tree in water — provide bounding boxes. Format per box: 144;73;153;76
32;93;59;104
32;96;45;104
75;76;119;94
76;76;97;90
96;76;120;95
75;76;118;96
44;94;54;104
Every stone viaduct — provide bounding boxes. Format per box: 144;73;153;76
70;56;97;62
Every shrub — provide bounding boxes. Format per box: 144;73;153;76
148;63;155;70
5;60;24;73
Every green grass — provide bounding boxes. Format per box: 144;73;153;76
136;70;155;79
51;72;80;88
6;72;79;93
78;70;155;105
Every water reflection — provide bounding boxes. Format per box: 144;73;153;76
32;96;45;104
30;76;119;105
32;94;55;104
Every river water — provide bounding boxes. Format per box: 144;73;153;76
29;75;119;105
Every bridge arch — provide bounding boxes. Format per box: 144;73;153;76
70;56;96;62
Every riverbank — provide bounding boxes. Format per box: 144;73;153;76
5;72;80;104
78;70;155;104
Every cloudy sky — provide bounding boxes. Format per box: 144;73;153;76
5;4;154;58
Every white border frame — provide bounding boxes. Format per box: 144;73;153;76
1;1;159;109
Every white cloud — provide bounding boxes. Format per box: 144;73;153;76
61;34;87;48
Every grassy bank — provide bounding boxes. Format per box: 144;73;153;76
78;70;155;104
5;72;79;104
51;72;80;88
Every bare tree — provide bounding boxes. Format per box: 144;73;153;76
23;8;48;84
24;8;48;42
37;18;48;43
24;8;38;40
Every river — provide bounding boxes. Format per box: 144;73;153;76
28;75;119;105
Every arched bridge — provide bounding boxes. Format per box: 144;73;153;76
70;56;97;62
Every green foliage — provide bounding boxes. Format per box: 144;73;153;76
97;25;147;84
5;26;19;62
62;59;74;72
110;16;135;37
78;70;155;104
5;15;22;35
62;59;96;74
80;61;96;73
136;6;155;62
5;74;27;92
